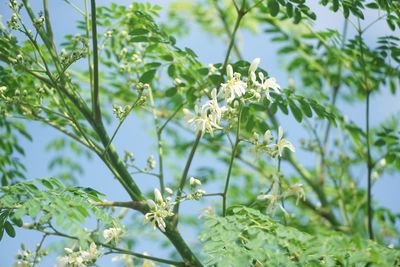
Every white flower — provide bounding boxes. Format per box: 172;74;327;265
103;227;122;244
183;103;223;136
283;183;305;205
144;191;174;232
263;129;273;144
251;71;281;102
165;187;174;195
257;180;288;215
183;87;228;136
220;64;247;103
270;126;295;158
189;177;202;186
249;58;261;73
208;64;218;75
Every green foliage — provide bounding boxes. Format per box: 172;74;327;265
0;117;30;186
0;178;115;241
201;206;400;266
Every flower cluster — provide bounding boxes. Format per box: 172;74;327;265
183;58;282;136
144;188;174;232
103;227;122;244
257;176;305;215
14;243;48;267
112;104;131;121
252;126;295;158
183;88;227;136
257;178;287;215
56;243;100;267
186;177;206;200
145;155;156;171
59;36;89;68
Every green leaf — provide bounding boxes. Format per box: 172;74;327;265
269;102;278;115
139;69;157;83
289;100;303;122
294;7;302;23
268;0;280;17
4;221;15;238
278;101;289;115
298;99;312;118
167;64;176;78
10;216;23;227
166;87;177;97
286;2;293;17
40;179;53;190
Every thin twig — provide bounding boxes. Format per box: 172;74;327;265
31;233;47;267
222;106;242;216
90;0;101;124
356;19;374;240
173;131;203;221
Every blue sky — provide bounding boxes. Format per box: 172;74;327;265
1;0;399;266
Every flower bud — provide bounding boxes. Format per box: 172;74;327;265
249;58;260;73
154;188;163;204
189;177;201;186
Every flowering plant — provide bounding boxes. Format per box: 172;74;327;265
1;0;400;266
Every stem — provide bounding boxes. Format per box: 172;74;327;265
163;225;203;267
222;1;246;72
319;19;348;185
31;233;47;267
158;102;185;134
102;93;143;156
30;226;184;267
357;19;374;240
90;0;101;124
85;0;94;93
213;0;242;59
222;140;239;216
43;0;55;50
366;90;374;240
105;249;184;267
222;106;242;216
173;131;202;218
148;88;165;194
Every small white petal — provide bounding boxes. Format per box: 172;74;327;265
226;65;233;79
249;58;261;73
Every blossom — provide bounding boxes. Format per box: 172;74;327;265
189;177;202;186
146;155;156;170
220;64;247;103
56;243;100;267
144;189;174;232
283;183;305;205
257;181;288;215
187;189;206;200
80;243;100;263
183;95;225;136
248;57;281;102
165;187;174;195
263;129;273;144
270;126;295;158
255;72;281;102
103;227;122;244
208;64;218;75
